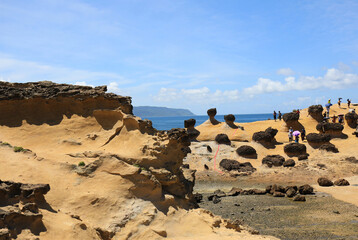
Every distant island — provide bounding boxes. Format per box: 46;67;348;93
133;106;195;117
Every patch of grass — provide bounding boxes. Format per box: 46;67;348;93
13;146;25;152
1;142;11;147
78;161;85;167
133;163;147;171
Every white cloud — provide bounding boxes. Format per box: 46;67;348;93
244;68;358;96
153;87;241;104
74;81;93;87
277;68;295;76
107;82;122;94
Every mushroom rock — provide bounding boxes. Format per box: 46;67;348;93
207;108;220;125
283;143;307;157
252;127;278;148
345;112;358;128
224;114;242;129
316;122;346;138
184;118;200;141
308;105;324;122
306;133;331;149
215;133;231;145
282;112;303;131
236;145;257;159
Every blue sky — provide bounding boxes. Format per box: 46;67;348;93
1;0;358;114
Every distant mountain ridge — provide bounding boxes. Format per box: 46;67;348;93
133;106;195;117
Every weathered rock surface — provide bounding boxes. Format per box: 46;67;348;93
345;112;358;128
298;184;314;194
308;105;324;122
215;134;231;145
284;143;307;157
306;133;331;148
317;177;334;187
262;155;285;167
184;119;200;141
319;143;339;153
283;159;296;167
236;145;257;159
334;179;350;186
219;159;256;173
0;81;132;127
316;122;345;138
252;127;278;148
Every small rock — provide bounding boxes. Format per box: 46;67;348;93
283;159;296;167
71;214;82;221
298;184;314;195
293;195;306;201
234;203;240;206
213;196;221;204
286;188;297;198
204;164;209;170
317;177;334;187
272;192;285;197
213;189;226;198
265;208;271;211
207;145;212;152
333;210;340;214
334;179;350;186
227;187;242;196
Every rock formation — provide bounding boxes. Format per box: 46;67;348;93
236;145;257;159
184;118;200;141
317;177;334;187
316;122;346;138
283;143;307;157
262;155;285;167
334;179;350;186
0;81;132;127
252;127;278;148
345;112;358;128
308;105;324;122
223;114;243;129
306;133;331;148
319;143;339;153
282;111;303;131
283;159;295;167
215;134;231;145
219;159;256;173
207;108;220;125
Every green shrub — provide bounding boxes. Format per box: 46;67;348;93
13;146;25;152
1;142;11;146
78;161;85;167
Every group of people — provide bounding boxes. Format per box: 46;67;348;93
288;127;306;143
273;111;282;121
338;98;351;108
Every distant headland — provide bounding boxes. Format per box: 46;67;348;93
133;106;195;117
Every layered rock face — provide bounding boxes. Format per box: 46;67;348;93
0;81;133;127
308;105;324;122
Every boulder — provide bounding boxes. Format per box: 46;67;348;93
207;108;220;125
317;177;333;187
262;155;285;167
319;143;339;153
252;127;278;148
345;112;358;128
285;187;297;197
316;122;345;138
334;179;350;186
283;159;296;167
236;145;257;159
306;133;331;148
184;118;200;141
219;159;256;173
215;134;231;145
308;105;324;122
224;114;235;122
293;195;306;201
298;184;313;194
284;143;307;157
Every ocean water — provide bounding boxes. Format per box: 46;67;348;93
141;113;272;130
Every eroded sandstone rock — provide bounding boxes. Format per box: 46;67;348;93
308;105;324;122
306;133;331;148
262;155;285;167
236;145;257;159
284;143;307;157
252;127;278;148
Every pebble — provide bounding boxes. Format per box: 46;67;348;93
333;210;340;214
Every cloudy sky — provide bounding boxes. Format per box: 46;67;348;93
1;0;358;114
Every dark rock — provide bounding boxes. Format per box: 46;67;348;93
308;105;324;122
298;184;314;194
207;108;217;117
21;203;39;213
333;210;340;214
298;154;309;160
317;177;333;187
270;184;286;194
293;195;306;201
224;114;235;122
285;185;298;192
319;143;339;153
236;145;257;159
206;145;212;153
252;127;278;148
227;187;243;196
215;134;231;145
265;185;272;193
283;112;299;122
316;122;346;138
193;193;203;203
204;164;209;170
273;192;285;197
262;155;285;167
306;133;331;148
184;119;200;141
284;143;307;157
283;159;296;167
334;179;350;186
184;119;196;128
345;156;358;163
345;112;358;128
212;195;221;204
219;159;256;173
207;194;215;201
251;189;266;195
286;188;297;197
181;147;191;154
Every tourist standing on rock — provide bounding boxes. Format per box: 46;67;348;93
338;114;344;124
288;127;293;142
325;101;332;118
278;111;282;121
273;111;277;121
338;98;341;108
297;109;300;118
332;115;337;123
301;127;306;141
347;99;351;108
